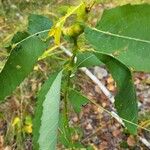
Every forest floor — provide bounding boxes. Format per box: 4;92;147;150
0;0;150;149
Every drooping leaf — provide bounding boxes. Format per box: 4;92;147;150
33;71;62;150
68;90;89;113
94;52;138;134
85;4;150;72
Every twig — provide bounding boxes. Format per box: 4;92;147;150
60;45;150;149
81;67;115;103
139;136;150;148
60;46;115;103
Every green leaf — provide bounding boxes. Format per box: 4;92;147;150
59;114;85;149
68;90;88;114
0;34;48;102
58;114;72;148
11;32;29;44
5;32;29;52
28;14;52;38
76;52;102;68
94;52;138;134
0;14;53;102
33;71;62;150
85;4;150;72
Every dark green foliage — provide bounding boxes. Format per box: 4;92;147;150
94;52;138;134
0;14;52;102
11;32;29;44
76;51;102;67
85;4;150;72
0;34;48;102
68;89;88;113
28;14;52;38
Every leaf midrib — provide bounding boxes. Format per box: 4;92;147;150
14;29;49;46
13;25;150;51
88;26;150;44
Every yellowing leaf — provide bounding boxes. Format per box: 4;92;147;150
48;2;85;45
66;3;87;22
54;27;62;45
12;117;21;127
49;21;65;45
24;125;32;134
76;3;87;21
67;6;76;14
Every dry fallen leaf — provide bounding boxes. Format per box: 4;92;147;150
0;135;4;150
107;76;114;84
112;129;121;137
4;146;11;150
127;135;136;147
98;141;108;149
107;83;115;91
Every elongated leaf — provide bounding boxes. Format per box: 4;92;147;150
33;71;62;150
85;4;150;72
94;52;138;134
0;14;52;102
68;89;88;113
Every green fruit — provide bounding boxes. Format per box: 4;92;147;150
63;24;84;38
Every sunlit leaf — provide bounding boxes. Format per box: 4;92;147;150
33;71;62;150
